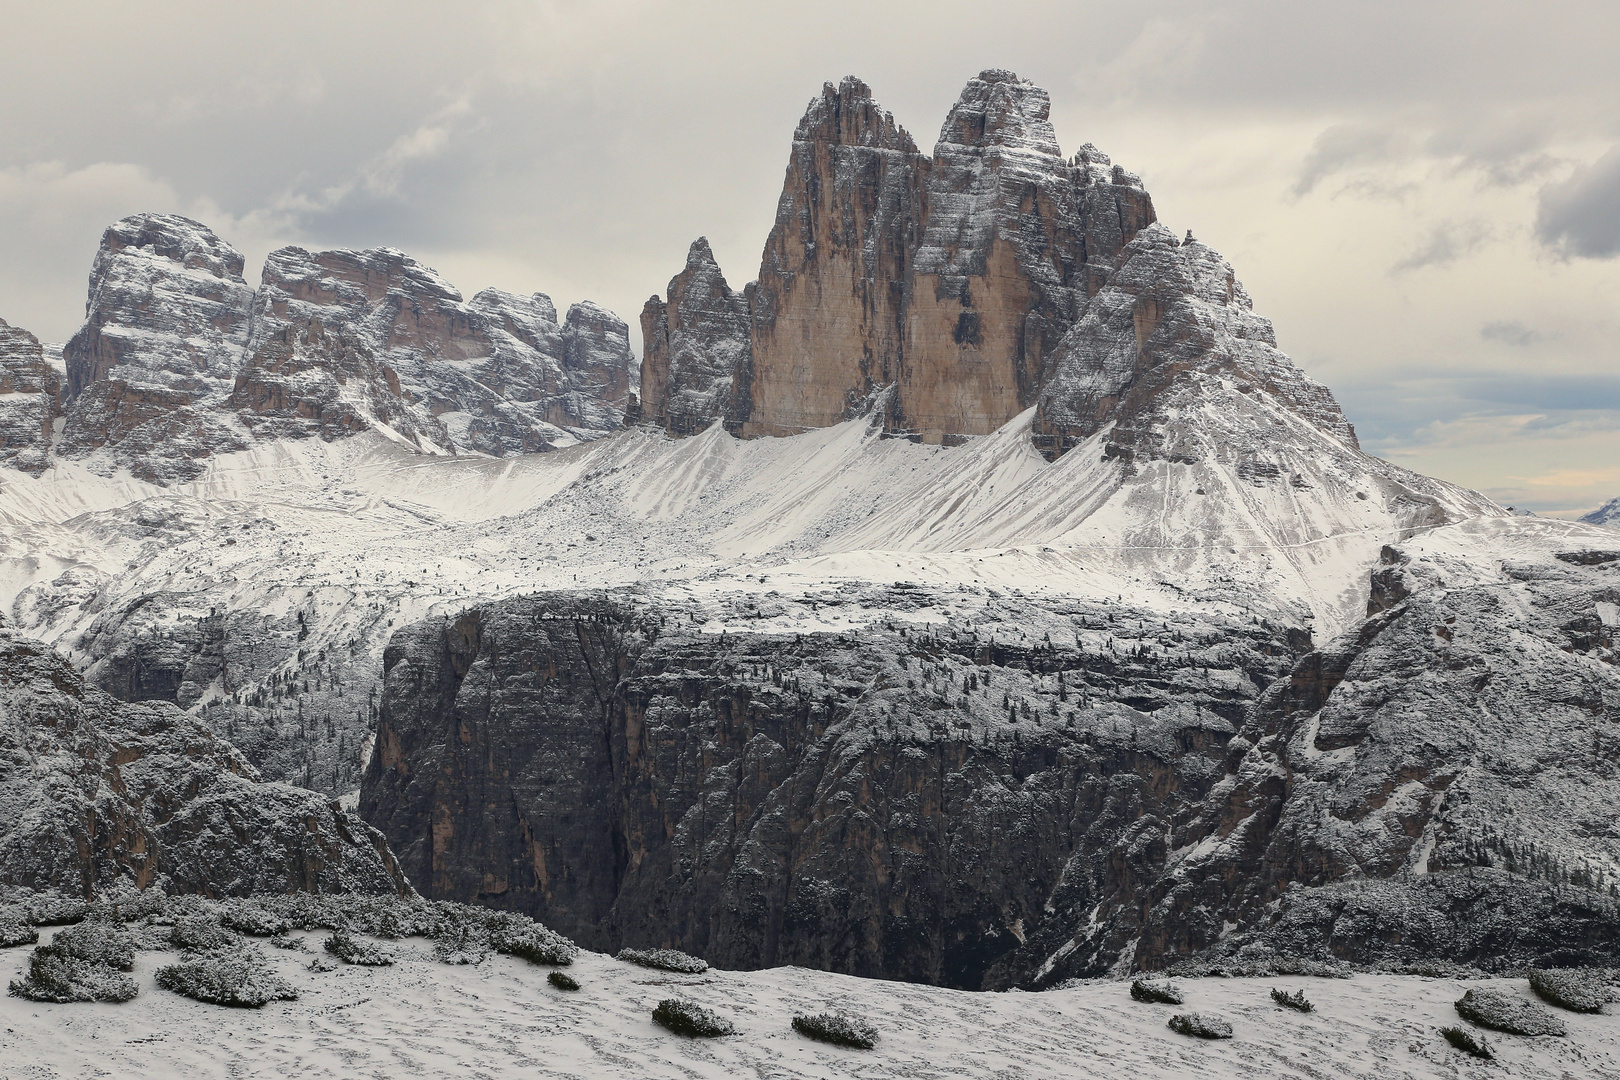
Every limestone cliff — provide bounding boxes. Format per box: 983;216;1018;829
900;71;1154;443
744;77;926;436
58;215;255;482
639;238;753;435
638;70;1157;445
1034;223;1357;463
0;317;62;475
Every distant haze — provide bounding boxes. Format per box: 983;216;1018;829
2;1;1616;512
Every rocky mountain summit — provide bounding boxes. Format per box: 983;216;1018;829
14;213;635;483
1583;497;1620;527
0;629;409;897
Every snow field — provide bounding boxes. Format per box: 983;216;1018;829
0;928;1612;1079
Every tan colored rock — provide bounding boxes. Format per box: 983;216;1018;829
744;77;927;437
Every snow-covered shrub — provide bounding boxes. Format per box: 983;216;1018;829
0;913;38;948
1168;1013;1233;1039
219;901;291;938
50;923;136;970
791;1012;878;1049
1270;987;1313;1012
308;955;339;973
1440;1024;1493;1059
155;947;297;1007
652;998;734;1037
1528;968;1608;1013
170;915;241;951
617;947;707;974
548;971;579;991
1130;977;1183;1004
23;895;89;926
8;940;138;1003
488;912;576;966
323;930;393;966
1454;988;1566;1036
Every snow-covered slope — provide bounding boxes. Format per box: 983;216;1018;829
1584;497;1620;527
0;928;1611;1079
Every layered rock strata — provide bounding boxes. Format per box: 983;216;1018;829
0;630;411;897
40;215;634;482
361;589;1304;987
643;71;1158;444
0;317;62;475
58;215;256;482
1034;223;1357;462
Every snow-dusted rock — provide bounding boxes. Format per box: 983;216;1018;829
58;214;256;482
640;238;753;435
247;246;629;456
901;70;1154;442
639;70;1157;444
1582;497;1620;527
0;316;61;475
0;630;411;897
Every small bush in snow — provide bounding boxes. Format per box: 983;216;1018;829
170;915;241;952
308;955;339;973
617;947;707;974
1130;977;1183;1004
323;930;393;967
1270;987;1313;1012
22;895;89;926
1168;1013;1233;1039
1440;1024;1493;1059
791;1012;878;1049
652;998;734;1037
8;942;137;1003
0;914;38;948
1528;968;1608;1014
1454;987;1566;1037
50;923;136;970
219;902;291;938
155;947;297;1008
548;971;580;991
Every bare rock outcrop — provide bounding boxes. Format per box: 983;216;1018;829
744;77;926;436
1034;223;1357;462
640;238;753;435
638;70;1157;445
0;630;411;897
900;70;1154;443
0;317;62;475
58;214;256;482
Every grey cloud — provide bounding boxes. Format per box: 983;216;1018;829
1391;220;1493;273
1537;147;1620;259
1480;321;1545;347
1292;125;1405;196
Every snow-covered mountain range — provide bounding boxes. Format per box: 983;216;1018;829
0;68;1615;1000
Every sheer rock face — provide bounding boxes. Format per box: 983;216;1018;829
46;219;633;482
362;590;1303;988
0;318;62;475
58;215;256;482
900;71;1154;442
743;77;926;436
638;70;1156;444
640;239;753;436
0;631;411;898
1035;223;1358;463
246;247;630;455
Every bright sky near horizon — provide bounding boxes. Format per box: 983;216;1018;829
2;1;1616;512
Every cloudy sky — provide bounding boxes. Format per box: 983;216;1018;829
3;1;1616;512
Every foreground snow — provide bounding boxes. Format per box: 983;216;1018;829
0;931;1612;1078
